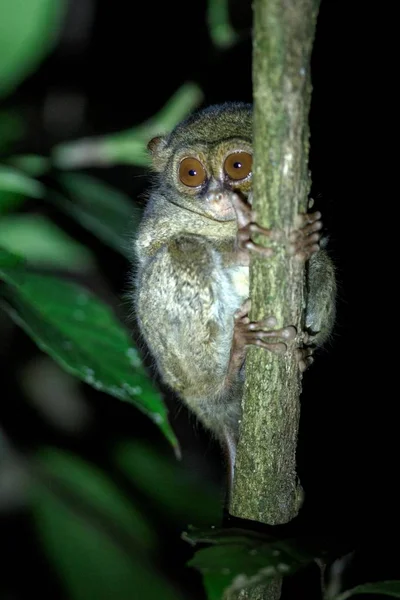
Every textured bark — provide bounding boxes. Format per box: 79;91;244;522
229;0;320;564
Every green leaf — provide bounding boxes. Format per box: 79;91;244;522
53;82;203;169
54;173;139;258
35;447;156;549
335;581;400;600
0;190;26;214
32;448;184;600
0;246;24;268
186;528;313;599
7;154;50;176
115;440;221;526
0;214;95;270
0;0;67;98
202;573;234;600
207;0;239;49
0;247;179;451
0;164;44;197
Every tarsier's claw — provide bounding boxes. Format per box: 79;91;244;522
289;211;323;261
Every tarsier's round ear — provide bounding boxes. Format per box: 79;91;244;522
147;136;168;172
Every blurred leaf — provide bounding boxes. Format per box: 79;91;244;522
207;0;239;49
54;173;138;258
0;110;25;151
0;247;179;451
202;572;233;600
335;581;400;600
186;528;314;599
115;440;221;526
0;190;26;214
53;82;203;169
0;163;42;215
131;82;204;138
184;527;273;547
0;0;67;97
32;448;184;600
0;246;24;268
36;447;156;549
7;154;50;176
0;214;95;270
0;164;44;197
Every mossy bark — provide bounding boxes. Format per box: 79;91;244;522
229;0;320;596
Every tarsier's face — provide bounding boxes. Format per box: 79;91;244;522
148;103;253;222
170;138;253;222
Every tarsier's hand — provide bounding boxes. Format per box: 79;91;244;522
230;192;322;262
289;212;322;262
230;193;324;374
230;192;280;259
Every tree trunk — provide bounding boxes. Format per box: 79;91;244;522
229;0;320;597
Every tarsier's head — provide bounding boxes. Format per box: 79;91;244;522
148;103;252;222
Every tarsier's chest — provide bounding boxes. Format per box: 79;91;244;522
227;265;249;306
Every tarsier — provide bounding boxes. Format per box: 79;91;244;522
133;103;336;488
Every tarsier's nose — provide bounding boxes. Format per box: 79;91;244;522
206;190;225;203
206;179;228;204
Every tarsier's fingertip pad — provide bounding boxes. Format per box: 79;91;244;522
298;360;307;372
305;211;321;223
273;342;288;354
281;326;297;340
265;316;277;328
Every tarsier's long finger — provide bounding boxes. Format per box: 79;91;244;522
230;192;252;228
243;240;274;257
289;231;321;249
248;324;297;341
248;222;272;237
253;340;287;354
234;298;251;320
291;244;321;262
249;223;283;242
289;223;322;242
294;211;322;228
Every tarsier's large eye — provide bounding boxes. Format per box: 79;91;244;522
179;157;206;187
224;152;252;181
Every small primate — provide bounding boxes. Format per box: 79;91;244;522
132;103;336;486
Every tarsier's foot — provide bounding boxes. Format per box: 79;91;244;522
231;193;281;258
233;299;296;357
289;211;322;261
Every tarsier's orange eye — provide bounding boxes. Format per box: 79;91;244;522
224;152;252;181
179;157;206;187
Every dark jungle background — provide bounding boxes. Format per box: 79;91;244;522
0;1;396;599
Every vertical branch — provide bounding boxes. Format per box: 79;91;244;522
230;0;320;528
